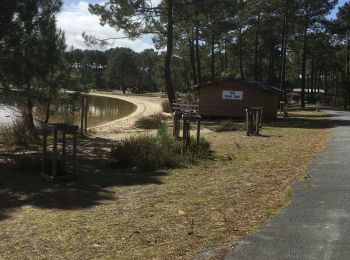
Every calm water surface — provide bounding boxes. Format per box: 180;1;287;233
0;95;137;128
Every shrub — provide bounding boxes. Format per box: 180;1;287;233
214;121;244;132
111;135;180;171
111;129;211;171
135;113;165;129
161;99;171;113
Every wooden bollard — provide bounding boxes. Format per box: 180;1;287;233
246;107;263;136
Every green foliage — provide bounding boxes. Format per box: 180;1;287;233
104;48;138;91
135;114;165;129
0;0;70;137
111;130;211;171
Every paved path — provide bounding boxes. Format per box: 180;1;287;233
225;110;350;260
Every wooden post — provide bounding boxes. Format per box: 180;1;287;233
84;97;88;133
72;128;77;176
246;109;250;136
280;101;285;114
255;110;259;135
42;132;47;175
196;120;200;149
80;95;89;135
182;118;187;152
62;129;66;171
52;128;58;180
284;104;288;117
173;113;180;139
173;114;177;138
80;96;85;135
41;124;78;182
186;122;190;147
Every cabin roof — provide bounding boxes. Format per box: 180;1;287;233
194;78;282;93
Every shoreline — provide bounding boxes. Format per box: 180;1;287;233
87;92;165;140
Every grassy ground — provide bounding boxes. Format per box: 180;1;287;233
0;111;331;259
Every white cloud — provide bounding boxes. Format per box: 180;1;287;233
56;1;155;52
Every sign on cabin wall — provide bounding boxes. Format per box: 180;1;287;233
222;90;243;100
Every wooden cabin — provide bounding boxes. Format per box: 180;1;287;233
198;78;281;119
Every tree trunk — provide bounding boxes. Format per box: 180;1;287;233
188;31;197;85
301;22;308;108
347;38;350;79
195;27;202;84
310;54;315;102
44;100;51;124
259;49;262;81
224;37;228;71
211;34;215;81
335;74;338;106
324;72;329;94
164;0;176;107
342;71;348;110
219;40;224;75
26;99;36;134
25;83;38;141
239;27;244;79
44;70;54;124
269;44;274;85
347;38;350;109
279;1;289;102
253;14;261;81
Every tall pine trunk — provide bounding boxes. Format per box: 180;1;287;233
188;31;197;85
224;37;228;71
310;54;315;102
44;69;55;124
164;0;176;107
25;83;38;141
269;44;274;85
301;22;308;108
280;1;289;102
238;27;244;79
211;34;215;81
195;27;202;84
347;38;350;109
253;15;261;81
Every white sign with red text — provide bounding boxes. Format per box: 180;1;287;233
222;90;243;100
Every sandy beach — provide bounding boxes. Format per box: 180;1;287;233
87;92;166;140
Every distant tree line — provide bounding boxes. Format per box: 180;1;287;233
88;0;349;108
1;0;350;139
65;48;162;93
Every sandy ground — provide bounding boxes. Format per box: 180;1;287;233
87;92;166;140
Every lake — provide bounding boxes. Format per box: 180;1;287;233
0;95;137;128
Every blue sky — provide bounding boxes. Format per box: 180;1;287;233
329;0;348;18
57;0;348;51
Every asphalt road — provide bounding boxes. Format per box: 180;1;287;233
225;110;350;260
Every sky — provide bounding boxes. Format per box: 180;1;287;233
57;0;161;51
57;0;348;52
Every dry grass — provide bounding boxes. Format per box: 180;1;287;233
0;111;331;259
